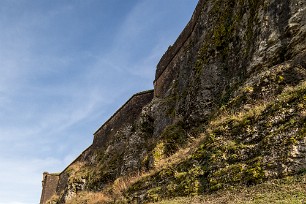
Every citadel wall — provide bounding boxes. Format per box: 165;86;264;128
40;173;59;204
56;145;93;195
40;0;306;202
93;90;154;147
40;147;93;204
40;0;205;200
154;0;206;97
40;90;154;204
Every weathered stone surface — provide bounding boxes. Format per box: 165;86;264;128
154;0;306;127
40;173;59;204
40;0;306;203
40;91;154;203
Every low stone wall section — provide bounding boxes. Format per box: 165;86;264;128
93;90;154;147
40;173;59;204
56;145;93;194
40;90;154;204
40;145;91;204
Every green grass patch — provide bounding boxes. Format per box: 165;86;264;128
149;172;306;204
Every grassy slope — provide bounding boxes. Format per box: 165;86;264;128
53;172;306;204
123;64;306;202
151;172;306;204
46;66;306;204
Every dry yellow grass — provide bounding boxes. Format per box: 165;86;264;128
66;191;110;204
63;80;306;203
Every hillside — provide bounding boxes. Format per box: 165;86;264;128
41;0;306;203
149;172;306;204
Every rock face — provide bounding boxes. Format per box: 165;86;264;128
40;0;306;203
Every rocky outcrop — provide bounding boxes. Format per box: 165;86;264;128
41;0;306;203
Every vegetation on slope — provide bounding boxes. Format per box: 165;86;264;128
44;0;306;202
123;64;306;203
150;171;306;204
57;70;306;204
53;171;306;204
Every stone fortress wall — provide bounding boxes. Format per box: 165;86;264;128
40;173;60;204
41;0;306;202
40;90;154;204
40;145;95;204
153;0;206;97
40;0;205;202
93;90;154;147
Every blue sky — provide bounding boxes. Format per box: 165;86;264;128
0;0;198;203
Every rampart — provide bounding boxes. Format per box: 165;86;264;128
56;145;93;194
40;0;204;202
40;90;154;204
154;0;205;97
93;90;154;147
40;172;59;204
39;0;204;199
40;146;94;204
40;0;203;201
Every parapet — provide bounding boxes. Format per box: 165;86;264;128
40;90;154;204
93;90;154;146
154;0;205;81
154;0;205;97
40;172;60;204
